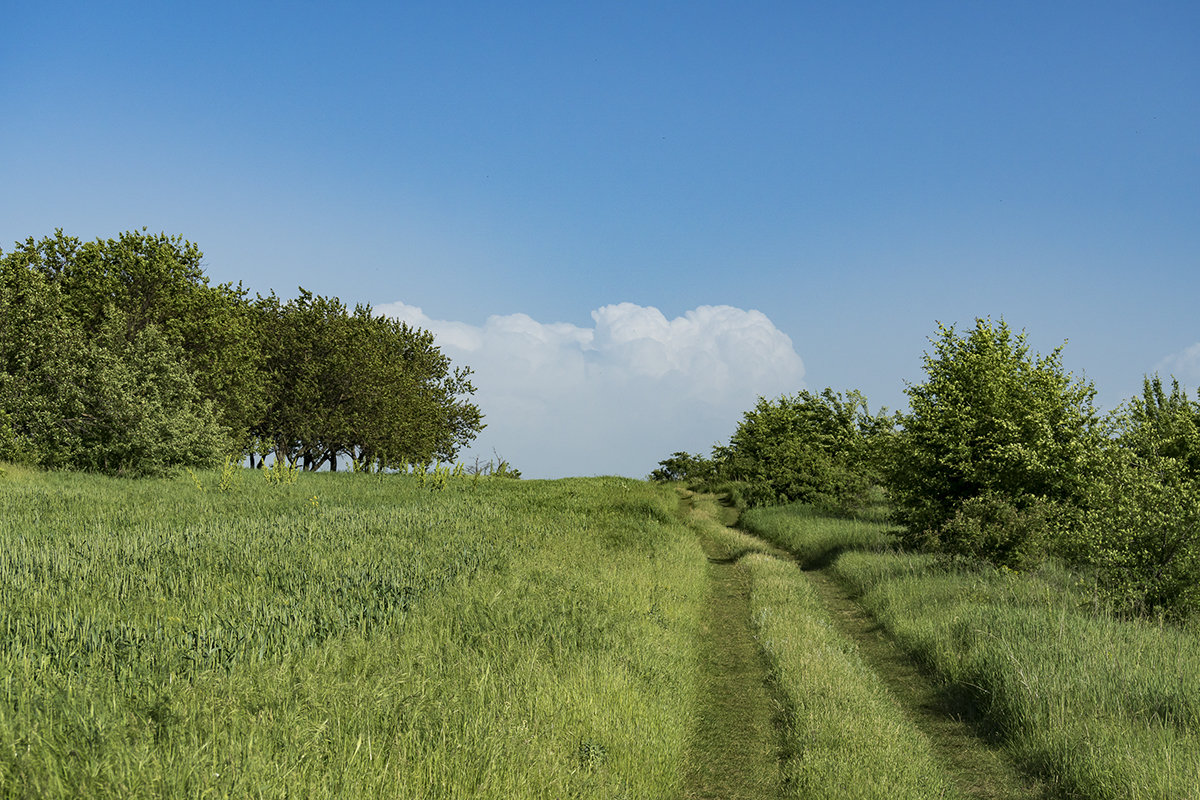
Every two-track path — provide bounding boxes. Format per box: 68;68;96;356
681;494;1051;800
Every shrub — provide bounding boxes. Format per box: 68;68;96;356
1082;378;1200;619
711;388;893;513
887;318;1101;557
913;492;1052;570
649;451;713;482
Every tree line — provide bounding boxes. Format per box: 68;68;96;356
0;229;483;476
655;318;1200;620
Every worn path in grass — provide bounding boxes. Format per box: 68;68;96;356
681;490;1052;800
681;495;785;800
800;566;1052;799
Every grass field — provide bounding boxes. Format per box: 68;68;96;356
6;467;1197;798
742;501;1200;800
686;494;960;799
0;465;706;799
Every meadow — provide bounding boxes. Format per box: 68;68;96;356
6;465;1198;799
741;502;1200;800
0;465;706;798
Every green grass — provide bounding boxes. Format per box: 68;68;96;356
679;493;783;800
19;468;1188;799
744;500;1200;799
745;552;959;799
835;554;1200;799
0;466;706;798
740;501;898;567
687;495;959;799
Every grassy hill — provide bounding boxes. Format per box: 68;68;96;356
3;465;1196;799
0;466;704;798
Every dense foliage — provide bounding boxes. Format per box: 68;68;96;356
716;389;893;509
648;451;714;483
1085;377;1200;617
889;321;1200;617
653;389;894;514
253;290;482;471
657;317;1200;619
887;318;1102;566
0;230;483;475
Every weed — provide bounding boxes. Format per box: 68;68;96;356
186;467;205;492
217;456;242;492
264;456;299;485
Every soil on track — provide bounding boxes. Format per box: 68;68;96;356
682;494;1052;800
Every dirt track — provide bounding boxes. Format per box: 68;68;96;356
682;494;1050;800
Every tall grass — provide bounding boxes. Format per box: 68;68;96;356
687;497;958;799
0;466;706;798
835;553;1200;799
740;502;897;567
744;499;1200;799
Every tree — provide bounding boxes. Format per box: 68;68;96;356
253;290;353;468
715;388;891;510
1085;377;1200;617
0;251;231;474
2;230;483;477
649;451;713;482
887;318;1102;565
6;229;265;446
254;290;483;470
347;310;483;467
69;312;232;476
0;253;90;467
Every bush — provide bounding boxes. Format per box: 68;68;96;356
887;318;1101;557
71;314;232;476
1082;378;1200;619
912;492;1052;570
711;388;893;513
649;451;713;482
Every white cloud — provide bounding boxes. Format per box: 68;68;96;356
374;301;806;478
1154;343;1200;386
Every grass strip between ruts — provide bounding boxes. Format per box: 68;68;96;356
684;494;959;800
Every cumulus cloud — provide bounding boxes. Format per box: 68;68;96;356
374;301;806;478
1154;343;1200;385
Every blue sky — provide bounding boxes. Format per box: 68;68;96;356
3;1;1197;477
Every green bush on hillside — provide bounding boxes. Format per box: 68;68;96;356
886;318;1102;564
1083;377;1200;618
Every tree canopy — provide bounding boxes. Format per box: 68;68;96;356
253;290;483;471
884;318;1102;562
719;389;886;508
0;229;483;476
5;230;265;442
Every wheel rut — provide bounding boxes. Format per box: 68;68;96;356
682;502;786;800
802;566;1053;800
681;490;1053;800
